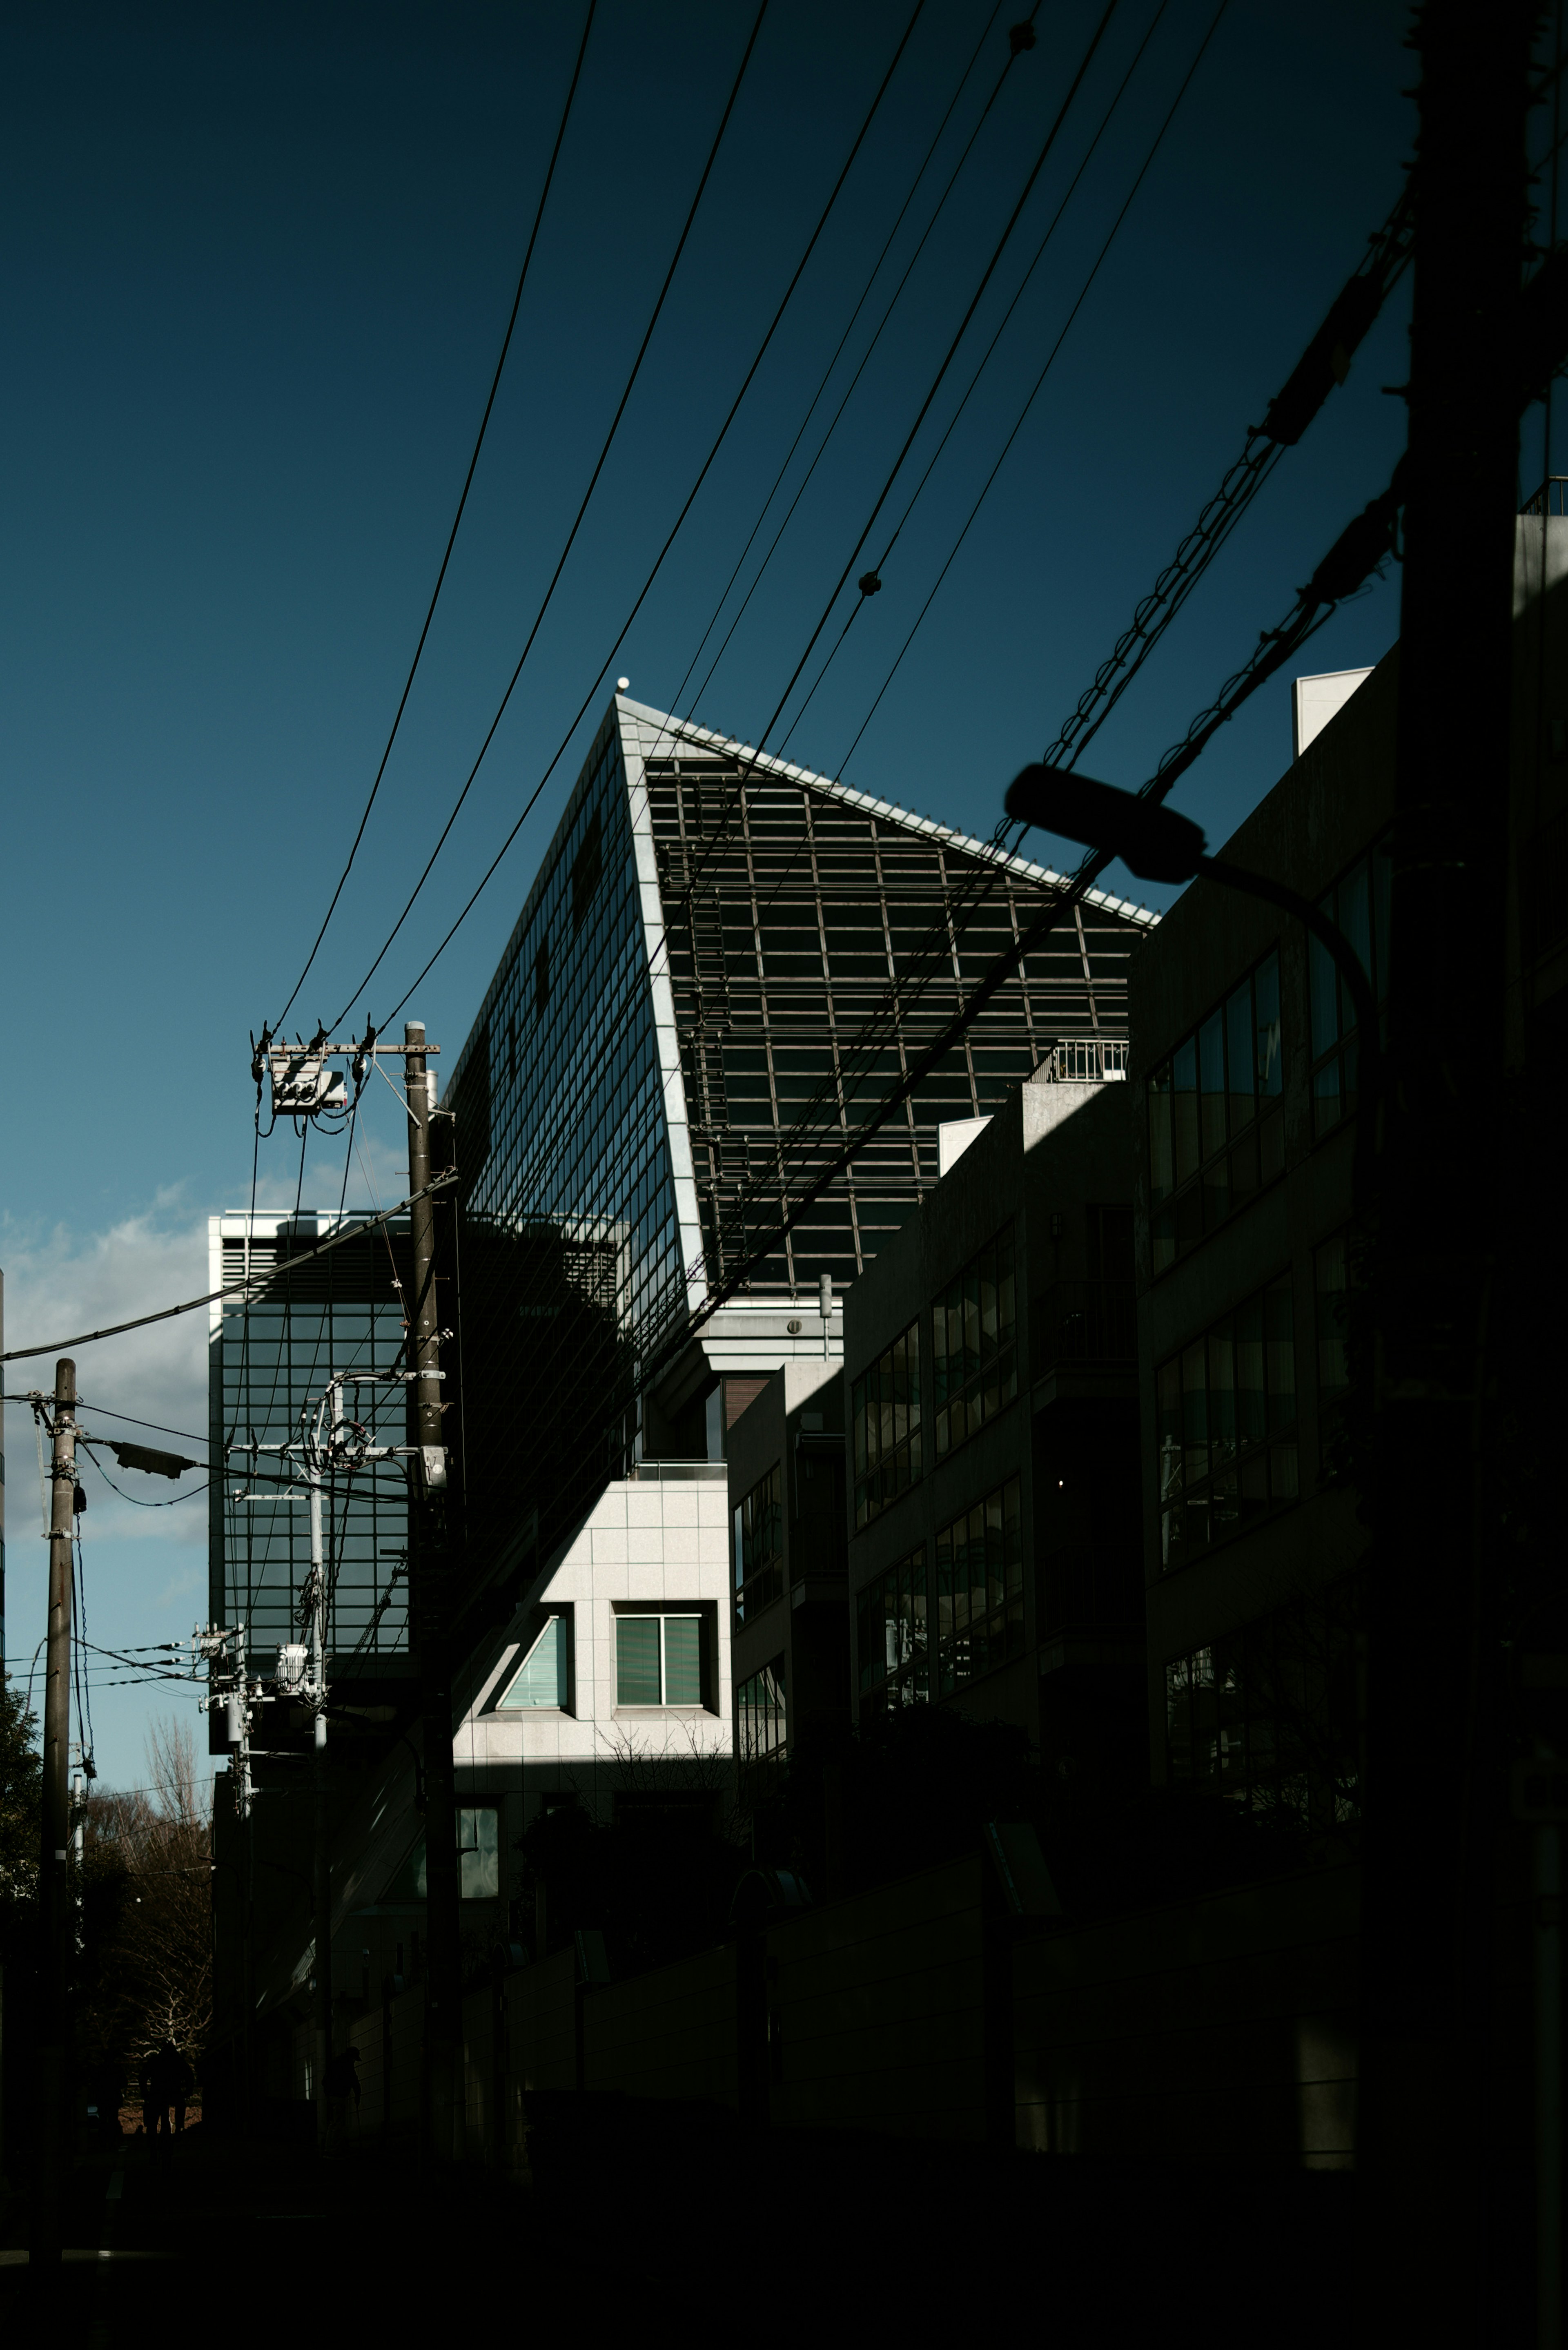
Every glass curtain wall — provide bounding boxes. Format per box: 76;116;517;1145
647;752;1146;1298
214;1220;411;1679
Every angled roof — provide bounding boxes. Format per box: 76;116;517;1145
614;694;1160;930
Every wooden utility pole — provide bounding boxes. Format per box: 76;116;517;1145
32;1358;76;2267
308;1471;332;2152
404;1020;460;2161
1359;1;1537;2334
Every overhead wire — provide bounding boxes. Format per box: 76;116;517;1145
371;0;938;1025
330;0;775;1028
777;0;1185;760
664;1;1033;758
275;0;601;1028
651;0;1213;1272
745;0;1123;774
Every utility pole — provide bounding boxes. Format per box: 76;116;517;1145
307;1466;332;2154
404;1020;460;2163
1358;2;1537;2336
32;1358;76;2268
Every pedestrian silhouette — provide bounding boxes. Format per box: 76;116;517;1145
144;2039;195;2139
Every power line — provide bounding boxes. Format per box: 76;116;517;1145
664;2;1033;761
370;1;938;1024
330;0;776;1027
747;0;1123;769
782;0;1189;760
0;1172;457;1363
275;0;600;1028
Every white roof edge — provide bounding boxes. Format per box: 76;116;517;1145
617;696;1159;929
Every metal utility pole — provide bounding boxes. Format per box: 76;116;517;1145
32;1358;76;2268
404;1020;461;2163
307;1467;332;2153
1358;2;1537;2336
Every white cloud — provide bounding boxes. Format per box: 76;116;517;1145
2;1200;209;1549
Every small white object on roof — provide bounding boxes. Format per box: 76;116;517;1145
616;676;630;691
1293;667;1372;759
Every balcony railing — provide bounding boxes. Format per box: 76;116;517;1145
1035;1036;1129;1084
1030;1280;1136;1376
1522;475;1568;517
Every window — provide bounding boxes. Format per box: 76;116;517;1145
458;1808;499;1900
616;1613;704;1706
932;1226;1017;1460
1314;1232;1356;1484
571;811;602;931
936;1478;1023;1695
1311;835;1391;1138
1164;1583;1361;1828
852;1320;922;1530
1156;1274;1297;1572
736;1658;787;1776
383;1807;500;1902
857;1547;928;1729
1148;951;1283;1275
497;1613;570;1709
733;1464;783;1622
533;939;550;1019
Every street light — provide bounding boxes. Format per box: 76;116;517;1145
1004;763;1381;1202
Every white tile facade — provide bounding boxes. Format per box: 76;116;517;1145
455;1471;733;1779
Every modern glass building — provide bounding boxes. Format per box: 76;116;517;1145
445;693;1155;1603
207;1211;414;1725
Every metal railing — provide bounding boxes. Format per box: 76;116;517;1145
1522;476;1568;517
1030;1280;1136;1375
627;1459;730;1481
1034;1036;1129;1084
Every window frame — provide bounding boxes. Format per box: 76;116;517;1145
1155;1272;1298;1573
1309;832;1392;1141
493;1610;572;1712
856;1545;929;1729
931;1225;1018;1463
733;1463;784;1625
851;1319;922;1531
935;1477;1024;1696
614;1609;710;1710
1147;949;1284;1277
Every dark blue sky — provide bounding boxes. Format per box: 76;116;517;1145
7;0;1552;1772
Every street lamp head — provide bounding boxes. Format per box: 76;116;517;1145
1005;763;1208;886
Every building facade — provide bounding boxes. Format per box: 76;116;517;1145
837;1072;1145;1786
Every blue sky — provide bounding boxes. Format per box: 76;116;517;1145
2;0;1550;1781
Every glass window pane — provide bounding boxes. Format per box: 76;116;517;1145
1182;1341;1208;1483
1265;1277;1296;1428
1172;1036;1200;1182
1234;1298;1267;1443
1339;857;1371;1033
1209;1328;1236;1461
1372;839;1393;1007
1255;953;1283;1097
1198;1011;1227;1161
664;1617;702;1705
1149;1068;1174;1204
1316;1235;1350;1401
617;1616;662;1706
1310;917;1339;1060
499;1614;568;1708
1225;985;1255;1133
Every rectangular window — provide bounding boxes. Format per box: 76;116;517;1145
458;1808;499;1900
851;1320;922;1531
935;1478;1024;1696
616;1614;705;1707
1310;834;1392;1139
736;1657;787;1780
733;1464;783;1623
497;1613;570;1709
932;1226;1017;1460
1148;952;1283;1276
856;1546;929;1729
1156;1272;1297;1572
1164;1582;1361;1829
